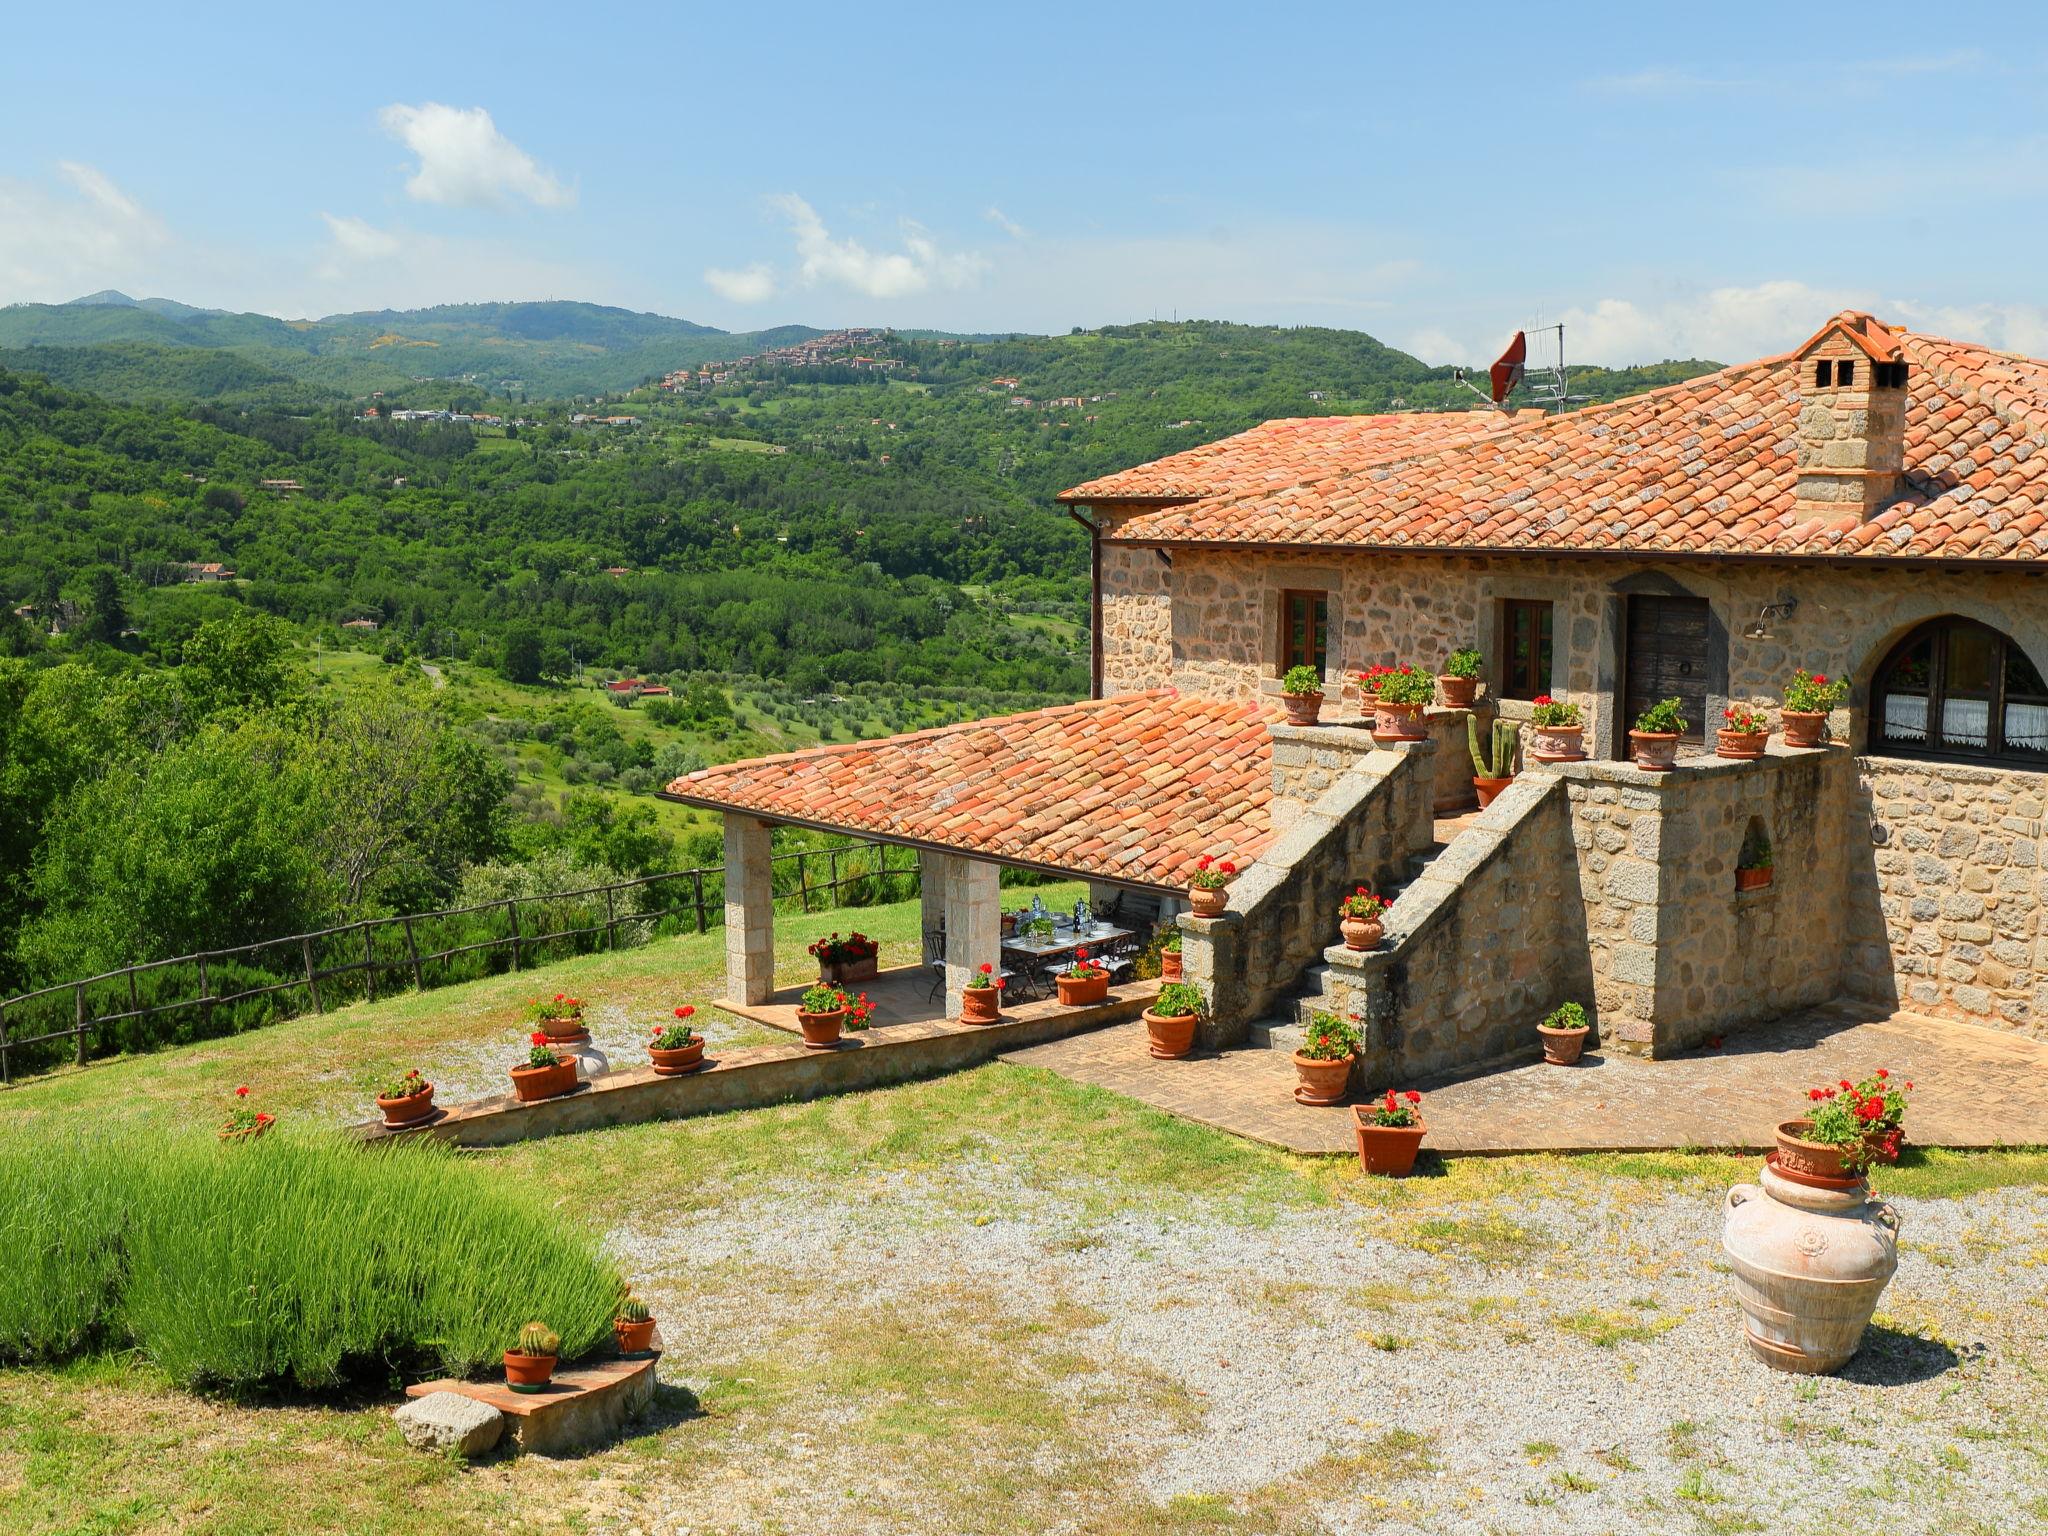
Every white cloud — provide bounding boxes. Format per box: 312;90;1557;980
0;161;168;302
377;103;572;210
984;205;1027;239
321;213;402;262
703;263;776;304
766;193;986;299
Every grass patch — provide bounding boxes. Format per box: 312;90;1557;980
1554;1307;1681;1348
1404;1213;1547;1265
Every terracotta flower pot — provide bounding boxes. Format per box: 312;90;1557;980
1439;675;1478;708
1143;1007;1199;1059
1723;1165;1899;1373
649;1038;706;1075
1055;971;1110;1006
1774;1120;1857;1182
376;1084;436;1128
1630;730;1681;771
1537;1024;1589;1065
1526;723;1585;762
1716;728;1769;760
796;1007;847;1049
1281;691;1324;726
509;1058;579;1103
1188;885;1227;917
960;986;1001;1024
1354;1114;1427;1177
1781;710;1831;748
504;1350;557;1393
1292;1051;1354;1106
1735;866;1773;892
614;1317;657;1355
822;955;879;985
1762;1152;1865;1193
1472;774;1515;808
217;1121;273;1144
1371;701;1428;742
1160;949;1183;981
1339;914;1384;951
539;1014;586;1042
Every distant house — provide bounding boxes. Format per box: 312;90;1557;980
605;678;643;696
637;684;672;697
259;479;304;493
341;618;380;632
603;566;632;577
176;561;236;583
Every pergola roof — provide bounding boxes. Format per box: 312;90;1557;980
663;690;1282;889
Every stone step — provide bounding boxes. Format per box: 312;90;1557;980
1247;1017;1306;1053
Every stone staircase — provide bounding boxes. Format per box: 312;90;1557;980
1246;814;1481;1054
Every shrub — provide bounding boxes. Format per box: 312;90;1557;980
1152;981;1206;1018
379;1068;431;1101
1301;1011;1362;1061
800;982;850;1013
1633;697;1688;735
0;1127;617;1390
1443;647;1483;680
1542;1002;1590;1033
1281;664;1324;696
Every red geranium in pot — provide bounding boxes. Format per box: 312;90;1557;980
510;1031;579;1101
1775;1071;1912;1184
527;992;588;1043
1186;853;1236;916
1717;701;1771;760
1781;669;1849;748
809;930;880;985
649;1005;706;1075
1629;697;1686;772
1143;981;1204;1059
1354;1089;1427;1177
1365;664;1434;742
218;1084;276;1142
1293;1011;1361;1106
1337;887;1391;951
796;983;851;1048
375;1069;436;1127
961;964;1004;1024
1526;695;1585;763
1055;947;1112;1006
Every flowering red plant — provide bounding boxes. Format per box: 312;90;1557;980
1799;1070;1912;1170
1061;945;1109;981
1338;885;1393;920
526;993;584;1029
1529;694;1583;728
1360;664;1434;707
1359;1088;1423;1129
1189;853;1238;891
808;930;880;964
1783;669;1850;714
221;1084;274;1136
844;991;877;1031
651;1004;698;1051
525;1030;562;1068
1722;702;1770;735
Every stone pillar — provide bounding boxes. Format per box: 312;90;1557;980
722;814;774;1006
1179;909;1246;1050
918;849;947;943
941;854;1000;995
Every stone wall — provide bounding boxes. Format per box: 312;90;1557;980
1098;542;1173;696
1851;756;2047;1036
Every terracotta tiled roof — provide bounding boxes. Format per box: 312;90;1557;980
1087;324;2048;563
1055;412;1511;504
663;691;1280;888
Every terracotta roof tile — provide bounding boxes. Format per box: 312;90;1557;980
663;691;1281;889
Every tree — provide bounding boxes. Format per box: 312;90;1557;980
501;626;545;684
82;567;127;644
179;610;304;720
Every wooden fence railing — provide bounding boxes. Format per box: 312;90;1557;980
0;836;921;1084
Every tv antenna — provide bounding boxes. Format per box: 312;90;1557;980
1453;322;1589;415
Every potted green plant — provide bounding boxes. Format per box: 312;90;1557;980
961;963;1004;1024
1055;947;1111;1006
1337;886;1392;950
1718;702;1771;759
1280;664;1326;726
1159;929;1183;981
1526;694;1585;762
614;1293;657;1356
505;1321;560;1393
1781;669;1849;748
375;1068;436;1128
1467;715;1519;807
1294;1010;1361;1105
1440;647;1483;709
797;983;851;1048
1144;981;1204;1059
527;992;588;1043
808;930;880;985
1630;697;1688;771
1186;853;1236;917
1354;1089;1427;1177
218;1084;275;1142
648;1005;706;1075
510;1031;580;1102
1737;833;1774;892
1365;664;1435;742
1776;1071;1912;1182
1536;1001;1592;1065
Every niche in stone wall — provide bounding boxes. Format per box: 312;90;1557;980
1735;815;1773;893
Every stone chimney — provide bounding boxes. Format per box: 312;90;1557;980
1792;312;1909;522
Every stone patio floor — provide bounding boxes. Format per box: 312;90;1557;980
1002;1000;2048;1155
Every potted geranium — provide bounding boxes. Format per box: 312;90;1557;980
1718;702;1771;759
375;1068;436;1127
1055;947;1111;1006
961;963;1004;1023
1293;1010;1361;1106
1536;1001;1591;1065
1187;853;1236;917
1440;647;1483;709
1782;669;1849;748
1526;695;1585;762
1354;1089;1427;1177
1280;664;1326;726
1468;715;1519;807
1367;664;1435;742
809;931;880;985
1337;886;1392;950
1776;1071;1912;1182
796;983;851;1048
505;1321;560;1394
1629;697;1687;771
1144;981;1204;1059
1737;833;1774;892
1159;929;1183;981
614;1293;657;1356
648;1005;706;1075
528;992;587;1043
843;991;876;1032
219;1084;275;1142
511;1030;580;1101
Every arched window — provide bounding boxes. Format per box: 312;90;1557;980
1870;617;2048;765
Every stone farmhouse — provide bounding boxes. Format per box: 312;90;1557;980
667;312;2048;1090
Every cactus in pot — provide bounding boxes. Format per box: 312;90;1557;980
1468;716;1519;807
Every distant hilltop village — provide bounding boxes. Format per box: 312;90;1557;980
660;327;905;391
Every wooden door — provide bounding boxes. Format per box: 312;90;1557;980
1623;595;1710;746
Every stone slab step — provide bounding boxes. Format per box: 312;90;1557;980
1247;1017;1306;1053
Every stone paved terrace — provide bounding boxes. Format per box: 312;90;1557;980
1002;1001;2048;1155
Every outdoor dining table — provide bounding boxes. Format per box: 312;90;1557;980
1001;921;1133;958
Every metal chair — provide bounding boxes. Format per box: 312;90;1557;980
922;928;948;1001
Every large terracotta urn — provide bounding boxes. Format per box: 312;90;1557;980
1722;1162;1900;1374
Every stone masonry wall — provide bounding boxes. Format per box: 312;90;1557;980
1852;757;2047;1036
1098;542;1173;696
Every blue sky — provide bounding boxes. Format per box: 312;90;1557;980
1;1;2043;364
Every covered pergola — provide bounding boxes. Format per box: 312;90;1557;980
660;689;1283;1007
